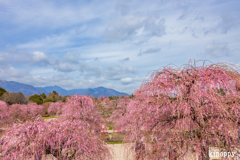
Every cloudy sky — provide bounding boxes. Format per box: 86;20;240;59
0;0;239;94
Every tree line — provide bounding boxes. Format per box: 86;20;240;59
0;88;68;105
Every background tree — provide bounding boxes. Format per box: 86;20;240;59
129;94;134;99
112;61;240;159
40;93;47;99
0;87;7;97
1;92;27;105
46;90;64;102
107;96;131;125
29;94;43;104
108;95;119;100
43;98;52;103
94;96;120;119
62;96;67;102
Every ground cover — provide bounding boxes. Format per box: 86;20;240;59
42;115;59;120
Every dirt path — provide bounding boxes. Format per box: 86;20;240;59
107;144;134;160
107;145;240;160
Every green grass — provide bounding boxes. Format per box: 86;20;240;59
109;127;113;130
106;141;123;144
42;115;59;120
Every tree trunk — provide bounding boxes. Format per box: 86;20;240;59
200;146;209;160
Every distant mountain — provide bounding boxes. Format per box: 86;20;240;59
81;87;128;98
67;89;89;95
36;86;88;96
0;80;47;95
0;80;128;97
37;86;128;97
36;85;68;95
67;87;128;97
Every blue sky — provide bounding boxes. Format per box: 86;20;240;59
0;0;239;94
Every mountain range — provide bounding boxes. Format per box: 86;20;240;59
0;80;128;97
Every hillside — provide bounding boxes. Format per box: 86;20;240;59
0;80;128;97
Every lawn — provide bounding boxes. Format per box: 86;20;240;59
107;141;123;144
42;115;59;120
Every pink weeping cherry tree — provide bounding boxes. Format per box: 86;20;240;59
8;104;28;122
48;101;65;116
0;102;44;126
107;96;131;128
101;97;118;108
0;117;112;160
0;100;10;127
8;103;44;122
60;95;105;132
0;95;112;159
113;61;240;159
27;102;44;117
96;97;119;118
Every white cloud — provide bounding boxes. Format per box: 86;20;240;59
138;48;161;56
105;66;137;80
103;14;165;42
205;42;230;57
121;77;132;84
0;50;50;66
0;0;106;29
17;33;74;50
119;57;129;62
79;61;102;78
217;13;240;34
120;76;145;85
0;67;29;79
53;62;76;72
0;0;240;94
63;52;80;64
123;66;137;74
31;51;48;64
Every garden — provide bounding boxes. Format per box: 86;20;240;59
0;61;240;160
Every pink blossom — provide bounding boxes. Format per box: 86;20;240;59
110;62;240;159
